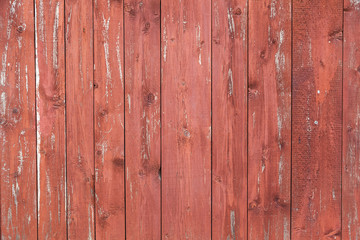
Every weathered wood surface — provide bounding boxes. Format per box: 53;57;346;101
65;0;95;239
161;0;212;239
35;0;67;238
0;0;37;239
343;0;360;239
292;0;342;239
248;0;291;239
212;0;247;239
94;0;125;239
125;0;161;239
1;1;360;239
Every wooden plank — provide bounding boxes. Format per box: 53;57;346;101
35;0;66;238
211;0;247;239
124;0;161;239
65;0;95;239
161;0;211;239
343;1;360;239
292;0;342;238
0;0;37;238
248;0;291;239
93;1;125;239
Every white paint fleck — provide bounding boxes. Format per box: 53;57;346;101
279;155;283;185
102;15;112;103
53;2;60;70
228;68;233;96
196;24;202;65
116;25;123;89
270;0;277;18
1;43;8;86
227;8;235;35
314;120;318;125
317;90;320;94
162;18;168;62
127;94;131;113
351;0;360;9
0;92;6;115
230;210;235;239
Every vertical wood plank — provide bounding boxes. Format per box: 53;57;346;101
248;0;291;239
65;0;95;238
161;0;211;239
124;0;161;239
343;0;360;239
94;0;125;239
0;0;37;238
35;0;66;238
211;0;247;239
292;0;342;238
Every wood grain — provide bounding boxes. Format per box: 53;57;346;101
94;0;125;239
124;0;161;239
161;0;212;238
292;0;342;238
65;0;95;239
248;0;291;239
35;0;66;238
343;0;360;239
211;0;247;239
0;0;37;238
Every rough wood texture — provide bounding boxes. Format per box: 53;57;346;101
248;0;291;239
343;0;360;239
65;0;95;239
0;0;37;239
161;0;212;238
94;0;125;239
212;0;247;239
292;0;342;238
35;0;66;238
124;0;161;239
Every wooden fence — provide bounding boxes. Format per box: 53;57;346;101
0;0;358;239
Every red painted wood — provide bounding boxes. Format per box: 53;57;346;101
161;0;212;239
35;0;67;238
343;0;360;239
65;0;95;239
211;0;247;239
292;0;342;238
248;0;291;239
0;0;37;238
124;0;161;239
94;1;125;239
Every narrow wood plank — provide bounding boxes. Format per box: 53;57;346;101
248;0;291;239
124;0;161;239
211;1;247;239
343;1;360;239
65;0;95;238
93;1;125;239
35;0;66;238
161;0;211;238
0;0;37;238
292;0;342;238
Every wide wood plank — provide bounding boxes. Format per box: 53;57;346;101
94;0;125;239
211;0;247;239
65;0;95;238
161;0;212;238
343;0;360;239
248;0;291;239
124;0;161;239
0;0;37;238
35;0;66;238
292;0;342;238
